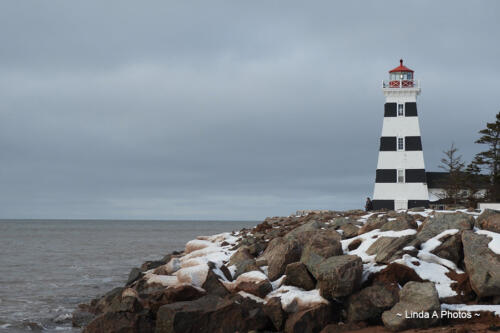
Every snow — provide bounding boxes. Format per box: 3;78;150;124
396;254;456;298
238;291;265;303
235;270;268;283
341;228;417;262
407;210;431;217
476;229;500;254
266;285;328;312
185;239;214;254
145;232;237;289
271;275;286;290
144;273;179;287
165;258;181;274
175;265;209;287
420;229;459;253
403;246;416;251
441;303;500;316
362;263;387;282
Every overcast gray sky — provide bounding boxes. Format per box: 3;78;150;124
1;1;499;220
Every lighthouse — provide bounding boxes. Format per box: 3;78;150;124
372;60;429;210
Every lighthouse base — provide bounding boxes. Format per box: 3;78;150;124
372;199;429;211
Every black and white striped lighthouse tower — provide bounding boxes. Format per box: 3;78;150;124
372;60;429;210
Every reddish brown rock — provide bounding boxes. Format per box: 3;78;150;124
284;304;334;333
284;262;316;291
476;209;500;233
261;237;302;280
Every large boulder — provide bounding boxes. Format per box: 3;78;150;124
476;209;500;233
338;223;359;239
462;230;500;298
83;310;153;333
88;287;124;315
155;295;264;333
312;255;362;299
358;215;389;234
366;235;416;264
284;220;324;245
228;246;260;278
232;271;273;298
284;262;316;291
379;215;417;231
431;233;463;266
284;304;333;333
346;283;399;323
261;237;302;280
370;263;423;286
72;309;95;328
300;230;342;277
381;282;440;331
146;284;207;315
264;297;286;331
416;212;474;243
201;269;229;297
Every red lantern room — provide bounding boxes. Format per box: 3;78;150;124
387;59;414;88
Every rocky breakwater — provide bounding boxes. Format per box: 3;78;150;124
75;208;500;332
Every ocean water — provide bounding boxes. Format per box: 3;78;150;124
0;219;257;332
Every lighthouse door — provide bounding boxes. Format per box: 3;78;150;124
395;200;408;211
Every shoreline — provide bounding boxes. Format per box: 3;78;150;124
75;208;500;332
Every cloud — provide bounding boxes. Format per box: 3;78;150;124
0;1;499;219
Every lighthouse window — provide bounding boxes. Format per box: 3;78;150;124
397;137;404;151
397;169;405;183
397;104;404;116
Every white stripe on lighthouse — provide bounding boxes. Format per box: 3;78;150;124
376;151;426;169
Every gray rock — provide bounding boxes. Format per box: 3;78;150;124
228;246;261;278
338;223;359;239
366;235;416;264
284;220;324;245
462;230;500;298
72;310;95;328
82;310;153;333
476;209;500;233
261;237;302;281
126;267;142;285
284;262;316;291
346;283;399;322
416;212;474;243
329;217;350;229
202;269;230;297
358;215;389;234
382;281;440;331
300;230;342;277
431;233;463;265
313;255;362;299
379;215;417;231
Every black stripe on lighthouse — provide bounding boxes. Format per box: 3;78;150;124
405;102;418;116
405;169;427;182
380;137;397;151
405;136;422;151
375;169;397;182
375;169;427;183
372;200;395;210
384;103;397;117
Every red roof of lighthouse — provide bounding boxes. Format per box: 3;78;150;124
389;59;414;73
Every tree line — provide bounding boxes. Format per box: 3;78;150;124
438;112;500;207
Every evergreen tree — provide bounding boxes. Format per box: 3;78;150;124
474;111;500;201
439;143;465;204
463;160;482;207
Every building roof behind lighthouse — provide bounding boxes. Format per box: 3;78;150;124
389;59;414;73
